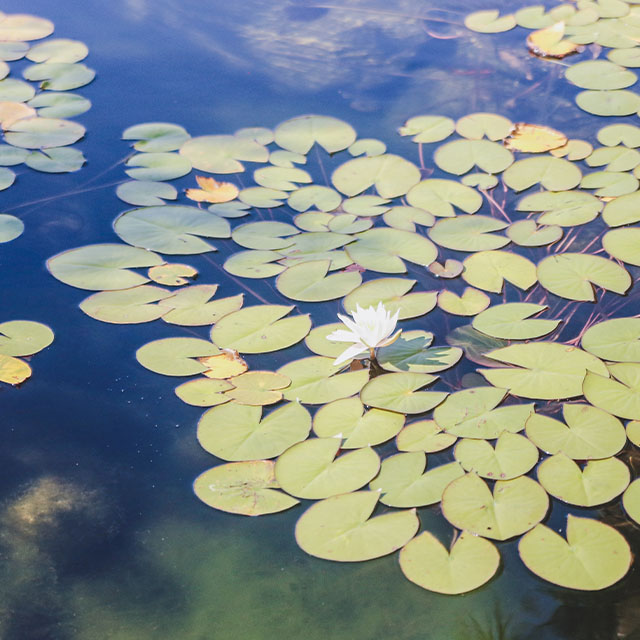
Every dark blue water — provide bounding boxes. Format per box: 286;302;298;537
2;1;639;638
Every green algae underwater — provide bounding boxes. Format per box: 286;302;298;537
5;0;640;638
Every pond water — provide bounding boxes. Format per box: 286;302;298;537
3;0;640;638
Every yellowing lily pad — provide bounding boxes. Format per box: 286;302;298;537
275;438;380;499
174;378;233;407
199;351;248;379
518;516;631;590
399;531;500;595
193;461;299;516
504;123;567;152
197;401;311;461
442;474;548;540
0;353;31;385
294;491;419;562
360;372;448;414
527;22;580;58
525;402;626;458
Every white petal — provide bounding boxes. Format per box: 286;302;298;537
326;329;361;343
333;342;368;367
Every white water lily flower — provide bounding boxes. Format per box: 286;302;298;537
327;302;401;367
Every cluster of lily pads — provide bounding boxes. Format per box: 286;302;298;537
0;12;94;384
43;103;640;595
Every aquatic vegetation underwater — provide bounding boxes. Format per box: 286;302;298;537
8;0;640;634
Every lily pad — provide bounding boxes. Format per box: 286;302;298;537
583;363;640;420
582;317;640;361
231;221;298;250
275;438;380;499
197;401;311;461
602;191;640;226
565;59;637;89
274;115;356;154
179;134;268;173
124;152;192;181
503;157;582;192
472;303;560;340
5;117;85;148
597;122;640;147
0;213;23;242
429;215;509;252
396;420;457;453
123;122;191;153
518;516;632;590
253;166;312;191
622;478;640;524
516;190;602;227
287;185;341;212
79;285;173;324
406;179;483;217
0;320;54;356
174;378;233;407
193;461;299;516
342;195;390;217
506;220;563;247
360;372;448;414
602;227;640;266
294;491;419;562
23;61;95;90
456;112;513;141
26;38;88;63
580;170;638;197
398;115;455;143
465;9;516;32
586;145;640;171
159;286;243;326
462;250;537;293
446;325;509;367
30;91;93;118
576;89;640;116
0;354;31;385
276;260;362;302
377;335;463;374
437;287;491;316
116;181;178;207
382;206;435;232
25;148;85;173
434;139;513;175
135;337;220;376
224;371;291;406
0;14;53;41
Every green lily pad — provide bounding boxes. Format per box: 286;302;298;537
179;134;268;173
550;139;593;161
79;285;173;324
279;356;370;404
342;195;390;217
537;454;629;506
0;213;23;242
294;491;419;562
603;227;640;266
580;170;638;197
442;473;548;541
25;147;85;173
434;139;513;175
597;122;640;147
398;115;455;143
456;113;513;141
5;117;85;148
503;157;582;192
293;212;333;232
461;172;499;189
332;154;421;198
303;323;348;358
446;325;509;366
518;516;632;590
27;92;91;118
480;343;609;400
210;305;310;354
472;303;560;340
239;187;287;209
428;259;464;279
565;59;637;89
312;397;405;448
174;378;234;407
586;145;640;171
582;317;640;362
222;371;291;406
231;221;298;250
622;478;640;524
345;228;438;273
462;250;537;293
136;337;220;376
0;42;29;61
193;461;299;516
370;452;464;508
197;401;311;461
253;166;312;191
158;285;243;326
608;47;640;67
506;220;563;246
47;244;164;290
399;531;500;595
454;432;539;480
343;278;436;320
287;185;341;212
0;78;35;101
396;420;457;452
537;253;631;301
434;386;535;438
116;180;178;206
360;372;448;414
0;320;54;356
0;145;28;166
235;126;273;145
114;205;230;255
269;150;306;167
627;421;640;447
0;14;53;41
602;191;640;226
26;38;88;63
437;287;490;316
327;214;372;234
23;61;95;90
123;122;191;152
382;206;435;232
429;215;509;252
223;250;285;279
576;89;640;116
275;438;380;499
124;152;191;181
276;260;362;302
348;138;386;157
516;190;602;227
406;179;483;217
274;115;356;154
583;364;640;420
465;9;516;32
377;335;463;374
525;402;626;458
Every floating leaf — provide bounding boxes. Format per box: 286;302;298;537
235;126;273;145
537;454;629;506
429;215;508;252
348;138;386;157
454;432;539;480
288;185;341;212
0;354;31;385
123;122;190;153
428;259;463;278
28;92;91;118
174;378;233;407
294;491;419;562
550;138;593;160
461;172;499;189
527;22;580;58
399;531;500;595
159;286;243;326
583;364;640;420
26;38;88;63
537;253;631;301
603;227;640;266
597;122;640;147
456;113;513;141
472;303;560;340
586;146;640;172
434;139;513;175
0;78;35;102
576;89;640;116
406;179;482;217
0;213;23;242
224;250;286;279
377;335;463;374
116;180;177;206
5;117;85;148
434;386;535;438
147;263;197;286
383;206;435;232
231;221;298;250
303;323;348;358
342;195;390;217
507;220;563;246
462;250;537;294
0;321;54;356
446;325;509;367
396;420;457;453
480;342;608;400
437;287;490;316
279;356;369;404
517;190;602;227
274;115;356;154
136;337;220;376
312;397;404;448
197;402;311;461
442;474;548;540
47;244;163;290
580;170;638;197
210;305;310;354
186;175;239;204
179;134;268;173
370;452;464;508
623;478;640;524
276;260;362;302
398;115;455;143
224;371;290;406
269;149;306;168
582;317;640;361
124;152;192;181
0;144;27;166
332;154;421;198
0;101;35;129
199;352;249;380
208;201;250;218
504;123;567;152
0;14;54;41
565;59;637;90
25;147;85;173
275;438;380;499
465;9;516;32
360;372;448;414
23;62;95;90
503;156;582;191
602;191;640;226
518;516;631;590
254;166;312;191
525;402;626;458
79;285;173;324
193;461;299;516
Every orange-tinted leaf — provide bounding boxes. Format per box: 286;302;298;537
0;354;31;385
200;350;249;378
0;101;36;130
186;175;239;203
504;123;567;153
527;22;580;59
148;263;198;286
